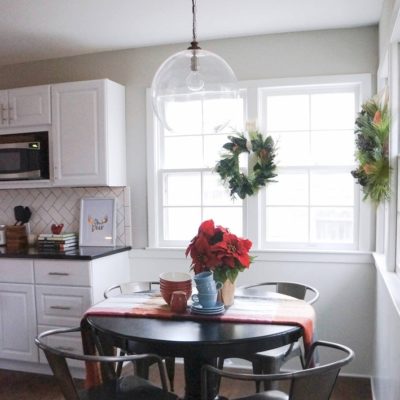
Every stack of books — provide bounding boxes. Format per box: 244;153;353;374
37;233;78;251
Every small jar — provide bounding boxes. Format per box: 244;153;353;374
0;225;6;246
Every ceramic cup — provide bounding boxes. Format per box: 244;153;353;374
192;292;218;309
170;291;188;313
193;271;214;284
195;280;223;294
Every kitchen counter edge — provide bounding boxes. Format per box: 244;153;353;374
0;246;132;260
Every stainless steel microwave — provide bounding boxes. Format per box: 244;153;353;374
0;131;49;180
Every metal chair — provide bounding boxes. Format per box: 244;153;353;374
104;281;176;392
219;281;319;391
202;341;354;400
35;327;178;400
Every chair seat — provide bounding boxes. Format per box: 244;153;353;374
234;390;288;400
80;375;178;400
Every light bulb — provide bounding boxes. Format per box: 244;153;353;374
186;70;205;91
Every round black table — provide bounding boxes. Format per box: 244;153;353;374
86;315;302;400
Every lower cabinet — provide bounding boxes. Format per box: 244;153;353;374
0;283;38;362
0;251;129;371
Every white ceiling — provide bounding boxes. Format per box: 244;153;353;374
0;0;384;67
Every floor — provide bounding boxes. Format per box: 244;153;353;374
0;365;372;400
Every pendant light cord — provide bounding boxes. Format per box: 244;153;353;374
188;0;200;49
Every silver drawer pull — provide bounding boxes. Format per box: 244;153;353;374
48;272;70;276
50;306;71;310
56;346;75;352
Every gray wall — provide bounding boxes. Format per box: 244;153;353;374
0;25;378;248
0;26;379;377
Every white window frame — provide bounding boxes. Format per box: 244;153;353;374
147;74;374;251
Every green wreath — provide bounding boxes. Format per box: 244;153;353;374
351;92;390;203
215;131;278;199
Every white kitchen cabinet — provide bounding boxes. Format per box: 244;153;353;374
0;250;129;372
0;85;51;129
51;79;127;187
0;259;38;363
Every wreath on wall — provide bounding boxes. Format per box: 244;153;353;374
215;130;278;200
351;91;390;204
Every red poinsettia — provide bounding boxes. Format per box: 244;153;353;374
186;220;253;283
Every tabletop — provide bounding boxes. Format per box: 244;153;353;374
84;292;311;400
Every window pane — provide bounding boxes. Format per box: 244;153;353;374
310;172;354;206
164;100;202;135
311;92;355;130
164;207;201;241
203;172;241;206
266;95;309;131
203;98;243;134
266;207;308;242
311;131;355;166
310;207;353;243
271;132;309;166
203;134;230;168
164;173;201;206
164;136;202;168
203;207;243;236
266;172;308;206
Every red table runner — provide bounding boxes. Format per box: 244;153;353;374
82;292;315;388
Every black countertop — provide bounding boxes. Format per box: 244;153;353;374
0;245;131;260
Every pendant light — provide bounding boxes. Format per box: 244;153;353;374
151;0;239;134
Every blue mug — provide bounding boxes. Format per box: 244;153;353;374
192;292;218;308
193;271;214;284
196;280;223;294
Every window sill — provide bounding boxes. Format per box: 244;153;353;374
131;247;373;264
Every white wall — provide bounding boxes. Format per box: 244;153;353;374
0;26;379;377
373;1;400;398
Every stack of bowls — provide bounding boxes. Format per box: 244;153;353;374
159;272;192;305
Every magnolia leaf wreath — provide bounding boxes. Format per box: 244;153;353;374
215;130;278;199
351;91;390;203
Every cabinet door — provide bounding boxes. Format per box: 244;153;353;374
0;283;38;362
0;91;8;128
8;85;51;127
52;80;107;186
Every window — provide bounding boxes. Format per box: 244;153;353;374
147;75;372;251
260;85;359;249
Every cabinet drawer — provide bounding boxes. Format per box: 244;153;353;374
34;260;91;286
0;259;34;283
36;285;92;327
38;325;83;368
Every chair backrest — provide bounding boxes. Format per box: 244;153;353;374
238;281;319;305
201;341;354;400
104;281;159;298
35;327;169;400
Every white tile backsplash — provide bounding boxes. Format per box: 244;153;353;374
0;186;132;246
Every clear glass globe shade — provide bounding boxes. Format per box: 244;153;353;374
151;49;239;134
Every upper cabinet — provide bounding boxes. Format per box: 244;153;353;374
51;79;127;187
0;85;51;129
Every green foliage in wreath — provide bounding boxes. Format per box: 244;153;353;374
215;130;277;200
351;92;390;204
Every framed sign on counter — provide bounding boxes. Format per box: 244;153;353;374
79;198;116;246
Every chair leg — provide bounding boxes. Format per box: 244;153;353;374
116;349;126;377
252;358;263;393
165;357;175;392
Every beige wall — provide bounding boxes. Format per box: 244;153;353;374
0;25;379;248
